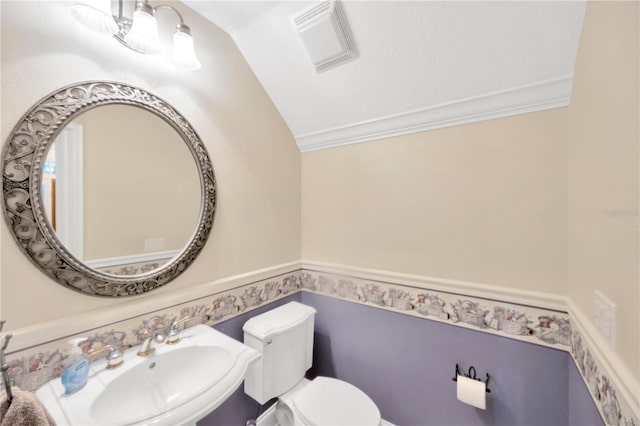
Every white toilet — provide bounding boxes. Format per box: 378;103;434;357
243;301;381;426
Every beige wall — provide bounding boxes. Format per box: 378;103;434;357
1;0;637;385
302;108;568;293
0;1;300;328
80;105;200;261
567;1;639;379
302;0;639;381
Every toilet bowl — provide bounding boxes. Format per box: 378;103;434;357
276;377;381;426
242;302;381;426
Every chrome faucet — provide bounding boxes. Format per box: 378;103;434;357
88;345;123;369
166;316;191;345
137;330;166;357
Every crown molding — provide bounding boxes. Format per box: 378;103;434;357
296;75;573;152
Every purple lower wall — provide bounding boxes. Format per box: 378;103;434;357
302;292;604;426
199;291;602;426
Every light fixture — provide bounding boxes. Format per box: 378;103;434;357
69;0;201;71
171;24;200;71
70;0;119;35
123;1;162;54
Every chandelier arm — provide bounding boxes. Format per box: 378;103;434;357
153;5;185;26
117;0;123;21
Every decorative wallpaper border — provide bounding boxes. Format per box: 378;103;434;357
4;272;302;392
300;268;638;426
3;265;637;425
94;257;171;276
570;327;637;426
568;300;640;426
300;270;571;350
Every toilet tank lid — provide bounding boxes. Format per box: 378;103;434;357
243;302;317;339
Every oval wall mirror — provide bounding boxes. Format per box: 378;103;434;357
2;81;216;297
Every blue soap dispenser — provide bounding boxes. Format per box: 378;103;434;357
61;337;90;395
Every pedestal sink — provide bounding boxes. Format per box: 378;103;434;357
36;325;260;425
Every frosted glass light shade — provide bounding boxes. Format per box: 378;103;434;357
70;0;118;35
172;31;201;71
124;10;162;54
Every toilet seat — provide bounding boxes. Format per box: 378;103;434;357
291;377;381;426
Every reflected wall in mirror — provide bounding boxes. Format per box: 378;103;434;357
43;105;200;275
2;82;216;297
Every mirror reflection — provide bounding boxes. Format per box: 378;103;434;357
41;105;201;276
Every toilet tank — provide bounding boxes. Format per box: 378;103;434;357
243;302;316;404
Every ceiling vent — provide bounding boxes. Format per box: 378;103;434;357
293;0;358;73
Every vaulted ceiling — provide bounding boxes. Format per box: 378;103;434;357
183;1;587;151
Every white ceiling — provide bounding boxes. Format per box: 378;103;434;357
183;1;587;151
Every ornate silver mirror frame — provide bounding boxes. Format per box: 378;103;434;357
2;81;216;297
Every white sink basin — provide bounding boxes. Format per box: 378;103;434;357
36;325;259;425
91;346;233;425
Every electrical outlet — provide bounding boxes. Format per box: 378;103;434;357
144;238;165;253
593;290;616;349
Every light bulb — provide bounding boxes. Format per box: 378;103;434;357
171;29;201;70
69;0;118;36
124;9;162;54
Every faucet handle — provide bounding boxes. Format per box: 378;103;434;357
170;316;191;330
167;316;191;345
154;332;167;344
137;331;166;357
88;345;123;370
140;328;166;341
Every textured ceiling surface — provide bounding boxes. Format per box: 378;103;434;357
183;1;587;151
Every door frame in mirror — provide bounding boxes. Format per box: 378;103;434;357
1;81;216;297
53;121;84;260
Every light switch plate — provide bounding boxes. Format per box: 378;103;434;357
593;290;616;349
